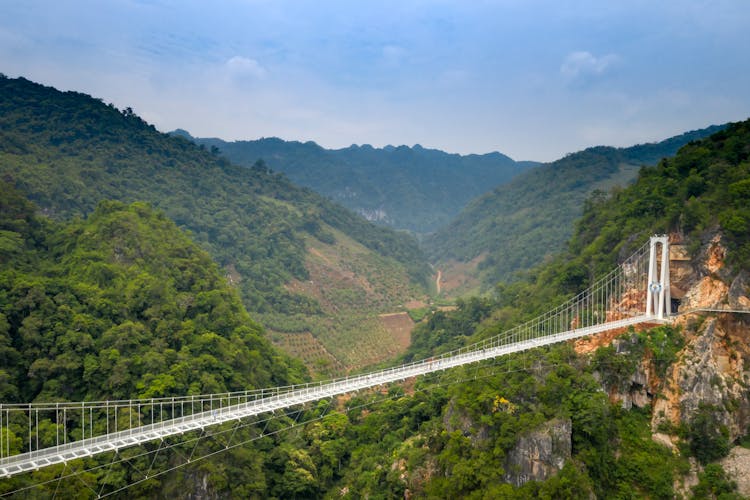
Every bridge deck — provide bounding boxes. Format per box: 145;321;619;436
0;314;655;478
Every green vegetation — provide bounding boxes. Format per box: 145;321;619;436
427;124;727;289
2;72;748;497
183;131;536;234
692;463;742;499
570;120;750;272
685;404;732;465
282;120;749;497
259;229;424;372
0;75;430;372
225;342;686;498
0;185;305;403
0;186;317;497
405;305;431;323
407;297;495;360
591;325;684;391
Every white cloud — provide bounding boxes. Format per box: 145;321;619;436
560;51;619;85
226;56;267;80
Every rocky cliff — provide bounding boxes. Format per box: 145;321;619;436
588;232;750;493
655;234;750;441
502;418;572;487
372;232;748;497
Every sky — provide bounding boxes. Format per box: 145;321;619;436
1;1;749;162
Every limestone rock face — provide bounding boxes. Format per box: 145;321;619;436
654;316;750;442
728;271;750;310
175;471;219;500
721;447;750;497
503;418;572;487
443;398;490;444
651;234;750;442
605;336;654;410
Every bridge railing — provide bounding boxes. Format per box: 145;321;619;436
1;240;654;469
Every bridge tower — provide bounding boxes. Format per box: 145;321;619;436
646;235;671;319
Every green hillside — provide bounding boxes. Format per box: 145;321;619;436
0;185;305;403
0;188;316;497
427;124;726;292
431;120;750;349
570;119;750;271
252;120;750;498
0;75;430;374
182;132;536;234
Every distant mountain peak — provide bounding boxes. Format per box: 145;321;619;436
186;135;536;233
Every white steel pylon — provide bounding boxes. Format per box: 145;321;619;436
646;235;671;319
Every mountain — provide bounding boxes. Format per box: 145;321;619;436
0;75;431;375
426;124;727;292
179;132;538;234
280;120;750;498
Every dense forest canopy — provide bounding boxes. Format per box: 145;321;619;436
353;119;750;498
570;120;750;270
0;76;430;299
421;119;750;357
145;114;750;496
0;183;337;498
0;183;306;403
2;71;748;497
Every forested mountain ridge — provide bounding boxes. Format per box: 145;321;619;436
427;123;727;293
0;75;430;374
178;130;537;234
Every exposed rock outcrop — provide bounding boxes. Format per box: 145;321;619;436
597;335;655;410
655;316;750;442
728;271;750;310
721;446;750;497
651;234;750;442
584;232;750;491
443;398;490;444
503;418;572;487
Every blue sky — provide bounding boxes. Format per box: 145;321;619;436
2;1;748;161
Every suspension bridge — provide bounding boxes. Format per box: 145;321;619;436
1;236;674;480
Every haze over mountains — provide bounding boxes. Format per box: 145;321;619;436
427;124;726;291
176;130;538;234
1;74;728;326
176;122;725;296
